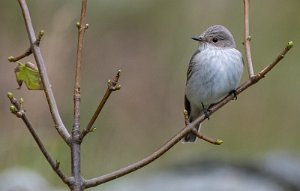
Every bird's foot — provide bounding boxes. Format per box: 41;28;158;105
201;102;211;120
203;109;211;120
229;90;238;100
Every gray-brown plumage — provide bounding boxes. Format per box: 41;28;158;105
184;25;243;142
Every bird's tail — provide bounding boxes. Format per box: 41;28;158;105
182;123;201;143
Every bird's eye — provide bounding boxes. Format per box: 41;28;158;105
212;38;218;43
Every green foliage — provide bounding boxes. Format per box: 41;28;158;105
14;62;43;90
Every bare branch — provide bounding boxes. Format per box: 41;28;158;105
80;70;121;141
183;109;222;145
8;30;44;63
71;0;88;190
192;129;223;145
7;93;71;185
243;0;255;78
13;1;293;190
8;48;32;62
84;42;292;188
258;41;293;77
84;126;191;188
18;0;71;144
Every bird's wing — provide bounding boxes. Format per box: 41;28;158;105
184;95;191;116
185;49;200;115
186;49;200;82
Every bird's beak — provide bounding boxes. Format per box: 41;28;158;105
192;35;204;42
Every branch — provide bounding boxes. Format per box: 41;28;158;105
70;0;88;190
84;126;191;188
83;42;292;188
73;0;88;131
18;0;71;144
243;0;255;78
80;70;121;141
7;30;44;63
8;48;32;62
192;129;223;145
184;109;223;145
13;1;293;190
7;93;71;185
258;41;293;77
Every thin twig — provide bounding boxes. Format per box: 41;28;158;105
183;109;222;145
8;48;32;62
243;0;255;78
191;129;223;145
80;70;121;141
72;0;88;136
7;94;71;185
258;42;293;77
8;30;44;63
71;0;88;190
18;0;71;144
84;42;292;188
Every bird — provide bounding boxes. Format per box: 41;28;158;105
183;25;244;142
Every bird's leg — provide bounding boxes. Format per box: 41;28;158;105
229;89;238;100
201;102;211;120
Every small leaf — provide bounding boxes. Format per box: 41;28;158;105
14;62;44;90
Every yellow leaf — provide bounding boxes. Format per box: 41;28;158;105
14;62;44;90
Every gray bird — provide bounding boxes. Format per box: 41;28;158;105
184;25;244;142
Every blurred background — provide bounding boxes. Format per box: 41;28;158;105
0;0;300;190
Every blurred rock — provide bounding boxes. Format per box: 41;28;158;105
259;153;300;190
98;153;300;191
0;167;66;191
1;153;299;191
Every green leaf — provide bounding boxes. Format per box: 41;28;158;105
14;62;44;90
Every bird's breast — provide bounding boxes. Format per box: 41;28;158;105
186;47;243;108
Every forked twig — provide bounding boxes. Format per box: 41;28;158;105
183;109;223;145
8;30;44;63
70;0;88;190
8;48;32;62
10;1;293;190
18;0;70;144
84;42;293;187
7;93;70;185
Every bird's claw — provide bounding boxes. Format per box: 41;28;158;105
229;90;238;100
201;102;211;120
203;109;211;120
